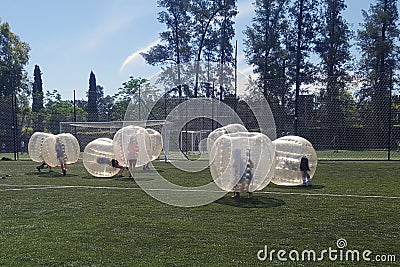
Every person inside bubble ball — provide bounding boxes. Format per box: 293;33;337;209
300;155;312;187
55;138;67;176
127;136;139;178
36;161;52;172
111;158;127;177
232;149;254;199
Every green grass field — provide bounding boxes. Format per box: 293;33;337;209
317;149;400;160
0;156;399;266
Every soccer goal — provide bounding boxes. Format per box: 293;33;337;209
59;120;168;157
59;120;211;162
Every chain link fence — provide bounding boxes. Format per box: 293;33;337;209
1;73;399;161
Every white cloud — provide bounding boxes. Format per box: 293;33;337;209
81;15;134;51
119;39;161;73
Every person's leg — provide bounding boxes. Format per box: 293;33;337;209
307;173;312;186
232;192;241;198
61;164;67;176
37;163;43;172
37;162;47;172
248;192;254;199
129;160;137;177
117;166;125;177
302;171;307;186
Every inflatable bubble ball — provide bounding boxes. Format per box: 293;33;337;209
145;128;163;161
271;136;318;186
209;132;275;193
83;138;120;177
113;125;152;167
207;124;247;153
41;133;80;167
28;132;54;163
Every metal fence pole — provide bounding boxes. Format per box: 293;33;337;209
388;71;393;161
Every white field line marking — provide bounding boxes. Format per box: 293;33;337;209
0;184;399;199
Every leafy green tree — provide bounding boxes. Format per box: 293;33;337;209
357;0;399;133
142;0;237;98
243;0;288;97
43;90;86;133
112;77;160;121
95;85;114;122
190;0;237;98
243;0;290;131
289;0;320;133
141;0;192;97
0;20;30;153
0;20;30;97
314;0;353;128
87;71;98;122
17;88;33;143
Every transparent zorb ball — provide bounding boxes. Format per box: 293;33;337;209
113;125;152;167
83;138;120;177
210;132;275;192
145;128;163;161
28;132;54;163
41;133;80;167
271;136;318;186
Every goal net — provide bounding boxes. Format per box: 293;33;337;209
59;120;210;162
59;120;169;159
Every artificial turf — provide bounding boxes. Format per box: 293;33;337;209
0;158;398;266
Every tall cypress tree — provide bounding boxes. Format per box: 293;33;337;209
32;65;44;112
87;71;98;122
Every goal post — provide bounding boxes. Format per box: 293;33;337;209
59;120;214;162
59;120;169;160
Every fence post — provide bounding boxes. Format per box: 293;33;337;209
388;71;393;161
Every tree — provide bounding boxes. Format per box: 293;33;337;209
43;90;86;133
112;77;160;121
314;0;353;128
289;0;319;133
190;0;237;98
95;85;114;122
141;0;192;97
0;20;30;97
142;0;238;98
243;0;288;99
32;65;44;112
0;20;30;156
87;71;98;122
243;0;290;131
357;0;399;134
31;64;46;132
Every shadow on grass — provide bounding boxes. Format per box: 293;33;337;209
268;184;325;190
150;169;164;173
114;177;154;182
216;195;285;209
27;171;79;178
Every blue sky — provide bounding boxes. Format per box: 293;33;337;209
2;0;383;100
